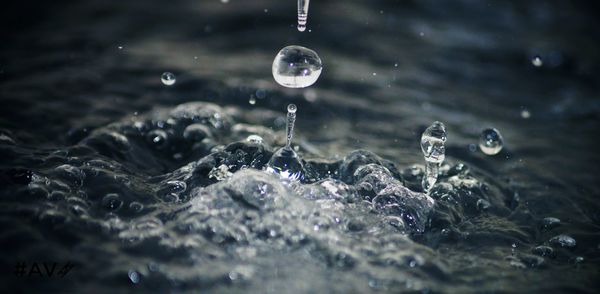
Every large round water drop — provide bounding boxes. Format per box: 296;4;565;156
272;45;322;88
479;128;504;155
161;72;176;86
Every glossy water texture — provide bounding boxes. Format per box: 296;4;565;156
1;1;599;293
272;45;322;88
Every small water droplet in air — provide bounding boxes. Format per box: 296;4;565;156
272;45;322;88
520;109;531;119
532;56;543;67
117;45;123;50
161;72;176;86
128;270;141;284
479;128;504;155
249;96;256;105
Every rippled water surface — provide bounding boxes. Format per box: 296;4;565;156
1;1;599;293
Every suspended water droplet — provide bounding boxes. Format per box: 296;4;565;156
297;0;310;32
532;56;543;67
249;96;256;105
272;45;322;88
479;128;504;155
161;72;176;86
420;121;447;192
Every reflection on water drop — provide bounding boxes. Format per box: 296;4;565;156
272;45;322;88
249;96;256;105
297;0;310;32
266;147;304;181
479;128;504;155
161;72;176;86
146;129;168;149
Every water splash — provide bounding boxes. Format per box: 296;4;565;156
297;0;310;32
420;121;447;192
479;128;504;155
266;104;304;181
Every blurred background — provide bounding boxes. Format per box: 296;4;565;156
1;0;599;292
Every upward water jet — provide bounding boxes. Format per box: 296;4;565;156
420;121;447;192
266;104;304;181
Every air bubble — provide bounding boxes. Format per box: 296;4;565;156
161;72;176;86
479;128;504;155
272;45;322;88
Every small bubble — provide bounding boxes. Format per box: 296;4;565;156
161;72;176;86
272;45;322;88
102;193;123;211
129;202;144;213
479;128;504;155
520;109;531;119
246;135;264;144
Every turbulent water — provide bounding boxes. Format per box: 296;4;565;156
1;0;599;293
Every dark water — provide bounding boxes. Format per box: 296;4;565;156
1;0;599;293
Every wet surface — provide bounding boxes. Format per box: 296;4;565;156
1;0;599;293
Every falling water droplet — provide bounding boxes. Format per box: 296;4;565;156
532;56;543;67
249;96;256;105
266;104;304;180
272;45;322;88
420;121;447;192
161;72;176;86
479;128;504;155
297;0;310;32
128;270;141;284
